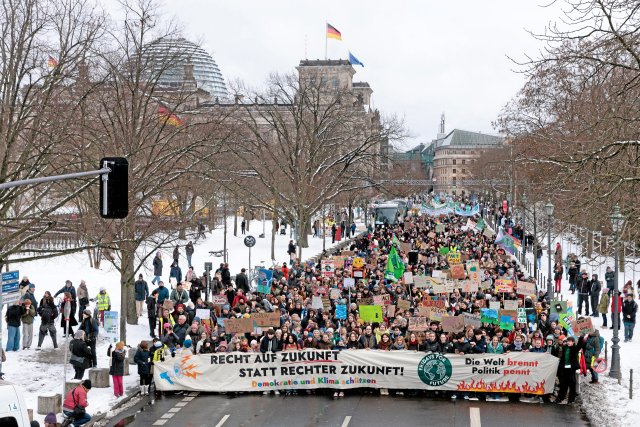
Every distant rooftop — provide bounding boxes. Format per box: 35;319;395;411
299;59;352;67
435;129;503;148
352;82;370;88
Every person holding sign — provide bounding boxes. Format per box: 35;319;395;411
554;335;585;404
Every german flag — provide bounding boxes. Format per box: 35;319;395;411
327;23;341;40
158;105;184;127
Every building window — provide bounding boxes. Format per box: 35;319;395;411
452;169;456;174
462;160;466;165
462;168;466;173
453;159;456;165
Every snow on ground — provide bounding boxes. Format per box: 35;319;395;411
1;217;362;425
531;231;639;426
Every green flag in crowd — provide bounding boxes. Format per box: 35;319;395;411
386;246;405;279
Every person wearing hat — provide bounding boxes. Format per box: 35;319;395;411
79;309;99;367
21;298;37;350
107;341;126;397
62;379;91;426
44;412;60;427
22;283;38;310
18;276;32;296
95;287;111;327
134;274;149;318
133;340;152;396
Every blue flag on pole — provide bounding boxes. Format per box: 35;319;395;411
349;51;364;67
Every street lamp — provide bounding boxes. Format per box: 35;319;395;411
545;201;554;303
609;204;624;379
521;193;528;264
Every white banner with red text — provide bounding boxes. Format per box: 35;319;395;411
153;350;559;394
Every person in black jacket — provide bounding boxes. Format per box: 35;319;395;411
108;342;126;397
422;331;440;352
259;329;280;353
78;310;99;367
5;301;25;351
221;263;231;286
554;335;585;404
69;330;92;380
235;269;250;294
147;290;159;338
37;292;58;349
622;293;637;342
152;252;163;285
589;274;602;318
575;272;591;316
134;341;152;395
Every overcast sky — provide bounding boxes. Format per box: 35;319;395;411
152;0;562;148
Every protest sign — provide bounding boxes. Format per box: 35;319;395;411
257;268;273;294
343;278;355;289
224;318;254;334
413;275;429;288
516;281;536;296
461;280;478;293
489;301;501;311
330;288;341;300
499;310;517;331
396;299;411;312
432;280;447;294
155;351;559;395
503;300;519;311
480;308;498;325
571;317;594;336
441;315;465;333
463;312;482;329
408;317;429;331
311;296;324;310
517;308;527;324
403;272;414;284
480;281;493;290
359;297;374;306
422;298;446;309
443;279;457;293
525;308;537;323
195;309;211;320
210;295;228;306
483;227;494;238
359;305;383;323
558;309;576;335
321;259;335;278
252;312;281;327
447;252;462;265
450;264;466;280
432;270;444;279
435;224;445;233
322;297;331;311
429;308;448;322
466;261;481;284
103;311;119;343
386;305;396;318
335;305;347;319
495;280;514;293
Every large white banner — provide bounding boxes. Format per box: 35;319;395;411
154;350;559;395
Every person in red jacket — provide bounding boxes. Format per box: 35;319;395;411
611;292;623;330
281;263;289;280
62;379;91;426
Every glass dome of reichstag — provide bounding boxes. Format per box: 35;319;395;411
144;38;230;100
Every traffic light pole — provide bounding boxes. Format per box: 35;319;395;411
0;167;111;190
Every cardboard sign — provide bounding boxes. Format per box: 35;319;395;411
321;259;335;278
480;281;493;290
322;296;331;311
195;309;211;320
429;308;448;322
224;318;254;334
461;280;478;293
416;306;431;317
422;298;446;309
343;278;355;288
396;299;411;312
466;261;481;284
403;272;414;284
432;270;444;279
252;311;281;327
435;224;445;233
408;317;429;331
373;294;390;306
517;281;536;296
443;279;457;293
359;297;374;306
495;279;514;293
480;308;499;325
483;228;494;238
441;315;465;333
450;263;466;280
503;300;519;311
210;295;228;306
447;252;462;265
463;312;482;329
571;317;595;335
330;288;341;300
517;308;527;324
413;275;429;288
489;301;501;311
359;305;383;323
498;310;517;331
386;305;396;318
311;296;323;310
432;281;447;294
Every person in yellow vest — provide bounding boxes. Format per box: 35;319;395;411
96;287;111;326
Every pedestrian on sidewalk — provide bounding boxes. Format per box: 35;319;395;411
589;274;601;318
185;241;194;267
77;281;89;317
69;330;92;380
37;291;58;349
576;272;591;316
21;299;36;350
134;341;152;396
108;341;126;397
622;293;637;342
241;220;246;235
96;288;110;327
5;300;25;351
173;245;180;265
605;266;614;296
598;291;610;328
152;252;163;285
146;290;159;338
553;262;563;293
134;274;149;317
79;310;99;368
611;292;623;330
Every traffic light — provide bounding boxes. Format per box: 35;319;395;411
100;157;129;219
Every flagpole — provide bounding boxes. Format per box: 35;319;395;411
325;22;328;59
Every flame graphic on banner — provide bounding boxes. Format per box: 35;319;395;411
456;379;546;395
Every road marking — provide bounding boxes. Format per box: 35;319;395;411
182;396;195;401
214;414;230;427
470;407;481;427
175;402;188;407
188;392;200;397
168;408;181;413
160;413;175;419
341;416;352;427
152;421;167;426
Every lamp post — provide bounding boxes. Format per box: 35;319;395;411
545;201;554;302
609;204;624;379
521;193;528;265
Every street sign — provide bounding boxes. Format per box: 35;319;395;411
244;236;256;248
2;271;19;282
1;294;21;305
1;270;20;305
2;283;18;293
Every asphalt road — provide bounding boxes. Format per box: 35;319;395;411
103;391;589;427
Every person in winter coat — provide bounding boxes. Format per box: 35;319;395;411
554;263;563;293
605;267;615;295
287;240;296;265
221;264;231;286
5;300;25;351
152;252;163;285
575;272;591;316
134;274;149;317
259;329;280;353
554;335;585;404
568;263;579;294
147;290;159;338
18;276;32;296
62;380;92;426
154;281;169;305
108;341;126;397
37;291;58;349
20;299;37;350
170;282;189;307
77;280;89;316
133;341;152;396
79;310;99;368
611;293;623;330
22;284;37;310
598;292;610;328
95;288;110;327
185;241;194;267
235;269;250;294
589;274;601;318
70;330;92;380
54;280;77;304
622;293;637;342
169;262;182;286
173;245;180;264
584;329;602;383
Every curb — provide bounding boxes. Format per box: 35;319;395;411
85;390;141;427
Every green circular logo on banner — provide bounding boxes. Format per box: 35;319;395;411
418;353;452;386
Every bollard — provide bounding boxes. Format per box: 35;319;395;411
605;341;608;361
576;371;580;395
631;369;634;400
